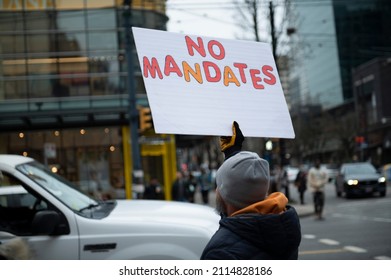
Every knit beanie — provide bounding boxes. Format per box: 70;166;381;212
216;151;270;209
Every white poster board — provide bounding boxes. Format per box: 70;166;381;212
132;27;295;138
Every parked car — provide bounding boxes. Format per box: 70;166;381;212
321;163;339;182
0;154;219;260
285;166;299;183
335;162;387;198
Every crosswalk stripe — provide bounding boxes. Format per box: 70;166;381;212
374;256;391;260
303;233;375;256
373;217;391;223
343;246;367;253
332;213;391;223
319;239;340;245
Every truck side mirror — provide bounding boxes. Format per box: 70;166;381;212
31;210;60;235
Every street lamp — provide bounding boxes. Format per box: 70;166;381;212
264;139;274;170
266;140;273;151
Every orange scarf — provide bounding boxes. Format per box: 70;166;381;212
231;192;288;217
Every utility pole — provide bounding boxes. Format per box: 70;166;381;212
269;1;286;167
123;0;144;197
269;1;277;66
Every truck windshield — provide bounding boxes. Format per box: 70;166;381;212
16;161;98;212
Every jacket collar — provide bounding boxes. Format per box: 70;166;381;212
230;192;288;217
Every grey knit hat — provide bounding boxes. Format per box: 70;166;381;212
216;151;270;209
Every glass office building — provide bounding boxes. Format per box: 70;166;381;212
289;0;391;111
0;0;171;198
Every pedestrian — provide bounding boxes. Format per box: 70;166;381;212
307;159;328;220
278;165;290;200
185;173;197;203
201;121;301;260
294;165;307;205
198;166;212;204
0;238;32;260
144;178;164;200
171;171;187;202
268;168;279;194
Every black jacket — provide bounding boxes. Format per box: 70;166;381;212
200;205;301;260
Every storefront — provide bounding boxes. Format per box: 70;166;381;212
0;0;173;199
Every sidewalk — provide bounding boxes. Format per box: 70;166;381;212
194;190;314;218
289;202;314;217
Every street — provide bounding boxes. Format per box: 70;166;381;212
195;181;391;260
296;182;391;260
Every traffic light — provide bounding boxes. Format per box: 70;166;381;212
355;136;365;144
139;106;152;132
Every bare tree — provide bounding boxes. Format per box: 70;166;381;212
232;1;293;166
233;0;263;42
233;0;292;56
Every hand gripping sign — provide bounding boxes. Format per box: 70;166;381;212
132;27;295;139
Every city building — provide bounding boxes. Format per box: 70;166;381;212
0;0;178;199
352;57;391;166
288;0;391;110
287;0;391;164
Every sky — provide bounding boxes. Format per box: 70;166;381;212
166;0;241;40
165;0;285;46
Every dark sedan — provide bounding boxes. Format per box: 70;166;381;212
335;162;387;198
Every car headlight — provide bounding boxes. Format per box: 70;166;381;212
347;179;358;186
378;177;386;183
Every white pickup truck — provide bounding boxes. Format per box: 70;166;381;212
0;155;219;260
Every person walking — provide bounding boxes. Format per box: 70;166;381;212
198;166;212;204
201;122;301;260
185;173;197;203
171;171;188;202
277;165;290;200
294;165;307;205
143;178;164;200
307;160;328;220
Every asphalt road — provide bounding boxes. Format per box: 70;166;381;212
297;182;391;260
194;181;391;260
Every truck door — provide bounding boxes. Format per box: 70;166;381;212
0;170;79;259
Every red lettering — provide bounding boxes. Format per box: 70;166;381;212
262;65;276;85
207;40;225;60
164;55;183;77
143;56;163;79
233;63;248;83
185;36;206;57
250;69;265;89
203;61;221;82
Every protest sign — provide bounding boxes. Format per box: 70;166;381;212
132;27;294;138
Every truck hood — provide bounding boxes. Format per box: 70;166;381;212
112;199;219;229
77;199;220;237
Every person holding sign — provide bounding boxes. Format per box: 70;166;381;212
132;28;299;259
200;122;301;260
